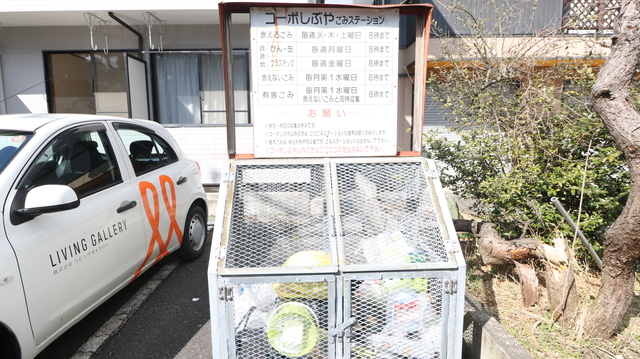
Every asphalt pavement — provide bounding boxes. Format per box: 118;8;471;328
35;230;215;359
89;237;213;359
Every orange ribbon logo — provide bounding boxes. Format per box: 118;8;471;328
160;175;183;244
133;175;183;280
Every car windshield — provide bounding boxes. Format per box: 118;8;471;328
0;131;32;173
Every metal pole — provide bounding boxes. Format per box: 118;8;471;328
550;197;602;269
108;12;143;58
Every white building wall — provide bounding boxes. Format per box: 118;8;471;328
0;23;253;184
167;126;254;184
0;25;138;113
0;0;294;12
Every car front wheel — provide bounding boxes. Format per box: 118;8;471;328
176;205;206;261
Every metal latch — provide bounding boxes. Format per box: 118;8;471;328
444;279;458;294
329;317;357;343
222;172;236;183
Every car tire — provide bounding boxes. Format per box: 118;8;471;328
0;329;19;359
176;205;206;261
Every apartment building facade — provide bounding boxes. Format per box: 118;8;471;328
0;0;616;183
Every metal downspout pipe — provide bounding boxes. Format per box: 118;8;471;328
108;12;143;57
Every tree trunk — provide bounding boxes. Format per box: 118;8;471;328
588;0;640;338
454;219;538;266
541;236;579;327
454;219;539;306
456;219;582;322
513;261;539;307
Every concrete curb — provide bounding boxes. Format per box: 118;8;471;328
463;294;534;359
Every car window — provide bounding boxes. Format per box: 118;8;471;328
113;123;179;176
22;125;122;198
0;131;32;173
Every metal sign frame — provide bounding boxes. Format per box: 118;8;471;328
218;2;433;158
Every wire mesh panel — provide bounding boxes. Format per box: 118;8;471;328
224;162;334;270
211;158;465;358
334;161;449;267
217;277;335;359
346;274;445;359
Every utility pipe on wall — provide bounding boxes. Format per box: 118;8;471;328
108;12;143;58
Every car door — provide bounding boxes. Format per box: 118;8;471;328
111;123;195;277
3;123;147;346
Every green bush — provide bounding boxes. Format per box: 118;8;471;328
423;64;630;261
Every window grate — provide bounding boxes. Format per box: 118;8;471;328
563;0;620;31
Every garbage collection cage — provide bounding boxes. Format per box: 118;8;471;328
209;157;465;359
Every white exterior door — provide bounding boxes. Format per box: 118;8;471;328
125;54;149;120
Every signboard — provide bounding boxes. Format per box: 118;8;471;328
250;7;400;158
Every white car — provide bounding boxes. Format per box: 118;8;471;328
0;114;208;359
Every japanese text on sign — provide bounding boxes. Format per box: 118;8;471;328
250;7;400;158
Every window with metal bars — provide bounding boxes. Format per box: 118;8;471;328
563;0;620;32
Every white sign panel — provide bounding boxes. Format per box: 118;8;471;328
250;7;400;158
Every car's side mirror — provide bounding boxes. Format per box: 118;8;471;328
15;184;80;217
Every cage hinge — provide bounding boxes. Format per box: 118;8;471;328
426;168;439;179
330;215;337;237
222;172;236;183
218;245;227;259
444;279;458;294
218;286;233;301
